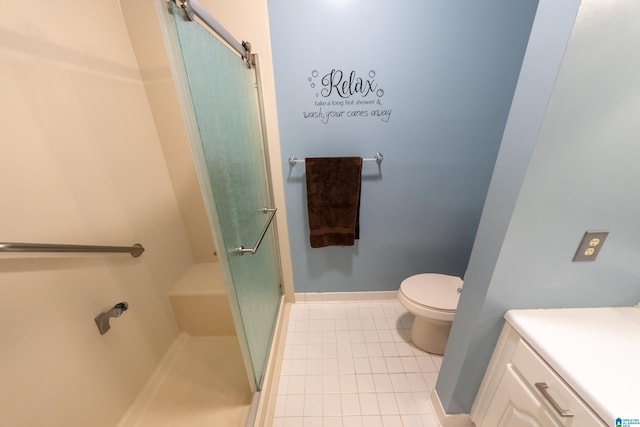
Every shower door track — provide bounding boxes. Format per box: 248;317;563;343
174;0;253;67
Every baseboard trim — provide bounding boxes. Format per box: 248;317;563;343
430;389;476;427
295;291;398;302
117;332;190;427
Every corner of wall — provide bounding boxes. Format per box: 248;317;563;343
434;0;582;414
119;0;217;264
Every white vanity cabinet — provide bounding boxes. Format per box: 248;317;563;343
471;322;606;427
484;364;560;427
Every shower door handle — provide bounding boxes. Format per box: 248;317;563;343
233;208;277;255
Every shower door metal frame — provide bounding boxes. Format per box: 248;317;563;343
158;0;284;394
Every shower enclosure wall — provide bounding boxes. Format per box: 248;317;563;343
114;0;292;424
0;0;290;425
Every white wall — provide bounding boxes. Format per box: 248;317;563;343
0;1;193;425
437;0;640;414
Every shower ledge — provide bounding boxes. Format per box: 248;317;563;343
169;262;235;336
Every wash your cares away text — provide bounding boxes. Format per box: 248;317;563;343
303;69;392;124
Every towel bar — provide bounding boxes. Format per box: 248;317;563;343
288;153;383;166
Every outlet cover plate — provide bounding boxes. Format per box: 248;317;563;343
573;230;609;262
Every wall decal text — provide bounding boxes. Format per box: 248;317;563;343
303;69;392;124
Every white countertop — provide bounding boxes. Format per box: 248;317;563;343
505;306;640;423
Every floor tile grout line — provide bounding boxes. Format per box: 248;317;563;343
274;300;441;426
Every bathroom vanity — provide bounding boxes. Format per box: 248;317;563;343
471;307;640;427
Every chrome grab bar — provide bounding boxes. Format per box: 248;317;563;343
233;208;277;255
0;242;145;257
535;382;574;417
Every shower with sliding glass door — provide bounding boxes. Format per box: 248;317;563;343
160;0;283;406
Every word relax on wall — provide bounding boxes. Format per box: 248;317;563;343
303;69;392;124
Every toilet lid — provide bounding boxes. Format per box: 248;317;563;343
400;273;462;311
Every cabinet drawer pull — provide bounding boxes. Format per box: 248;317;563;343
535;382;574;417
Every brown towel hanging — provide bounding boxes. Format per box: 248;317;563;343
305;157;363;248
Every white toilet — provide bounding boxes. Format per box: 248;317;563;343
398;273;462;355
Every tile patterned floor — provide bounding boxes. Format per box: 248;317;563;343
272;300;442;427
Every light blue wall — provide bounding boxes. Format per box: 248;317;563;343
437;0;640;414
267;0;538;293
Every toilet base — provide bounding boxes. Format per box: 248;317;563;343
410;316;452;355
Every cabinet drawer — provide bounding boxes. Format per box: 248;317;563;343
512;340;606;427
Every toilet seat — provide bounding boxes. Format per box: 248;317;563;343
399;274;462;321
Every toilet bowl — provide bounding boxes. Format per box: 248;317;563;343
398;273;462;355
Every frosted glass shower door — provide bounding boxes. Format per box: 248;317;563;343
170;4;281;388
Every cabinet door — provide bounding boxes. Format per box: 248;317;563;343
481;365;561;427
